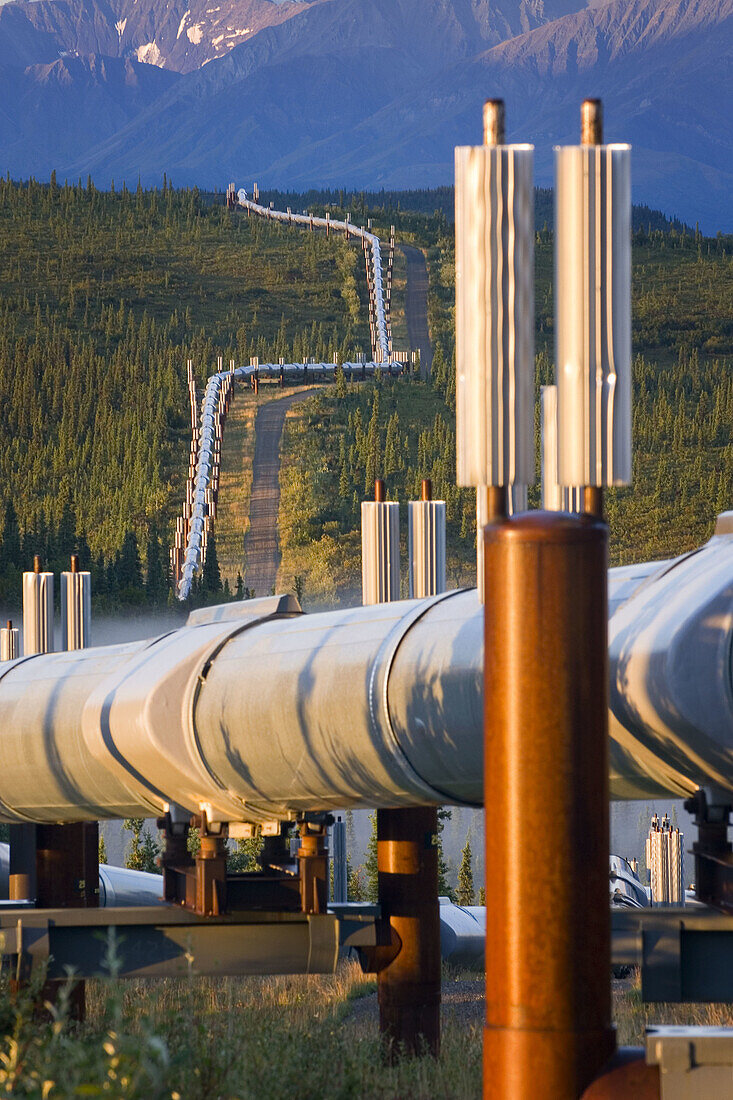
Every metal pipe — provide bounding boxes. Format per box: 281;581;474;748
483;513;614;1099
483;98;505;146
0;530;732;828
581;98;603;146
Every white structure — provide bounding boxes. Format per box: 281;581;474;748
454;142;535;489
646;814;685;906
0;623;19;661
408;500;446;598
361;500;400;605
540;385;583;512
22;570;54;655
61;570;92;651
555;144;632;487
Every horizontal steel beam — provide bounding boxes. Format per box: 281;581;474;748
612;906;733;1002
0;904;382;979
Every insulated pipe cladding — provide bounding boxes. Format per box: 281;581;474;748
1;530;733;825
0;592;484;825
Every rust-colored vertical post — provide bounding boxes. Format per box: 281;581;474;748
581;99;604;523
298;825;329;914
581;98;603;147
483;512;615;1099
377;807;440;1057
375;471;440;1057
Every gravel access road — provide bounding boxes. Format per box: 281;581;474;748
243;388;318;598
400;244;433;379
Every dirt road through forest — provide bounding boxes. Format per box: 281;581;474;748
243;388;318;597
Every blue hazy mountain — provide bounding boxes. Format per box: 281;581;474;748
0;0;730;229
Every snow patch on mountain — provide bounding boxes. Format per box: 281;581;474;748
211;26;251;49
186;22;203;43
136;40;164;65
115;18;126;37
176;11;189;38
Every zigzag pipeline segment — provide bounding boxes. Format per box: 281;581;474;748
236;193;391;363
176;194;400;601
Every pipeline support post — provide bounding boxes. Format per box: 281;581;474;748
377;807;440;1058
483;512;615;1098
361;477;441;1057
297;821;329;914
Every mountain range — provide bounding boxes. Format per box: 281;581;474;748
0;0;730;230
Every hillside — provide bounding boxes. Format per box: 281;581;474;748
0;0;730;229
0;179;368;605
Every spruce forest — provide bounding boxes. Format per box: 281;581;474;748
0;179;730;609
0;178;368;605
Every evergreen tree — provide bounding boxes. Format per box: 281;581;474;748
55;500;77;566
202;532;222;594
145;525;166;604
123;817;161;873
98;832;108;865
364;810;379;903
1;500;21;571
228;836;263;872
76;531;93;572
118;531;142;590
348;864;366;901
235;571;244;599
456;837;475;906
437;807;453;899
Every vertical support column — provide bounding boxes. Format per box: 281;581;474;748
377;806;440;1058
13;556;97;1018
483;513;614;1098
362;481;441;1057
10;557;52;903
298;822;329;914
22;555;54;656
195;827;227;917
331;817;347;904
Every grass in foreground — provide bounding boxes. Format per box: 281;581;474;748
3;958;733;1097
613;970;733;1047
0;958;480;1099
